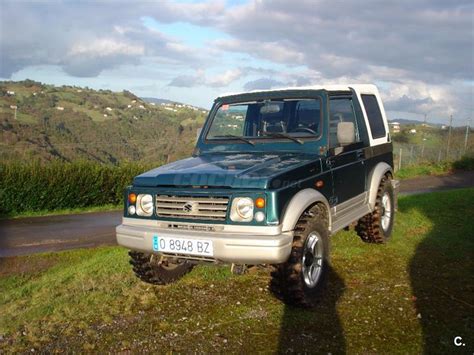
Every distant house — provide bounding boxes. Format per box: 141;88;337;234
103;114;108;117
441;125;447;130
6;90;15;95
409;129;417;134
131;100;137;103
127;104;132;108
10;105;17;109
150;102;156;106
56;106;64;111
105;107;112;111
389;122;400;133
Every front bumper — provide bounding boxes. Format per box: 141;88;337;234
116;218;293;264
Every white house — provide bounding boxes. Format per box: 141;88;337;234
389;122;400;133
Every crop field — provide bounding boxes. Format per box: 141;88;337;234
1;189;473;353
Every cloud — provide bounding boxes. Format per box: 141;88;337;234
215;0;473;82
0;0;472;121
168;74;203;88
243;78;286;91
0;1;205;78
168;69;242;88
207;68;242;87
214;39;305;64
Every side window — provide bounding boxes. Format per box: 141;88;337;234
329;98;360;149
361;94;386;139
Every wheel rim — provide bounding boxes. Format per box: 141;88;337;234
302;232;324;288
381;192;392;232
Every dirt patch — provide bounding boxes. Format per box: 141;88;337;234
0;256;58;277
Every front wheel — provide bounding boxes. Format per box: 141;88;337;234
270;204;330;307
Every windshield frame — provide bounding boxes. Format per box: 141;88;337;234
203;96;324;145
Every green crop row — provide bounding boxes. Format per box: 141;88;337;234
0;161;156;216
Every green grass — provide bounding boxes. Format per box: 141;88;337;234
0;189;473;353
395;161;452;179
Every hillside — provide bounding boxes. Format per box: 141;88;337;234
0;80;208;164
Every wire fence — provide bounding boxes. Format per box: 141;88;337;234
393;142;472;171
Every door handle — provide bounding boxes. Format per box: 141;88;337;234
356;150;364;159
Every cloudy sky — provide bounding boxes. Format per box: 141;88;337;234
1;0;472;124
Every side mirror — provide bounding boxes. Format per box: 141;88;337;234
196;127;203;140
337;122;355;145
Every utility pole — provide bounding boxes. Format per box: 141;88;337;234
421;113;428;159
10;105;17;120
446;115;453;160
465;117;471;154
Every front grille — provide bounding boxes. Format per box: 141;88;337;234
156;195;229;221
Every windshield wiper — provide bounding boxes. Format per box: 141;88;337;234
214;135;255;146
262;132;304;145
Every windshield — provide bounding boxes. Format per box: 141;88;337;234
206;99;322;142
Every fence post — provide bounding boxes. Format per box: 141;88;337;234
398;148;403;171
438;150;442;163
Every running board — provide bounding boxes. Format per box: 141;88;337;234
330;192;371;234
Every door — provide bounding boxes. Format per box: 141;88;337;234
327;96;366;205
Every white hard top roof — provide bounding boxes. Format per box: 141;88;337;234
219;84;379;98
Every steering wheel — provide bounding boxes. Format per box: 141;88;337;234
292;127;318;135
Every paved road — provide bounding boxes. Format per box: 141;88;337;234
1;171;473;257
0;211;121;257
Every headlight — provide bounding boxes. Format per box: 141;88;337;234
230;197;254;222
136;194;153;216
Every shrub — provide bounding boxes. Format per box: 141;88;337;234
452;155;474;171
0;161;156;216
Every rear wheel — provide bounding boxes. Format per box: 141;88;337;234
270;204;330;307
356;175;395;243
129;251;194;285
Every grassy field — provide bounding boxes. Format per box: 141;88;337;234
395;161;452;179
0;189;473;353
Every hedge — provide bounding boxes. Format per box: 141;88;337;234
0;161;156;215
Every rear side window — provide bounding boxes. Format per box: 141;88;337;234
361;94;386;139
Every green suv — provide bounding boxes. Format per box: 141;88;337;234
116;84;399;307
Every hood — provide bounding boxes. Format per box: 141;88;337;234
133;153;322;190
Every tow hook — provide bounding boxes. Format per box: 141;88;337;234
231;263;247;275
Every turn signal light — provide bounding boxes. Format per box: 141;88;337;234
128;193;137;204
255;197;265;209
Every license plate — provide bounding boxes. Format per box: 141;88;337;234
152;235;214;257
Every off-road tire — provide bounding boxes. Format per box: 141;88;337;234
270;204;330;308
129;251;194;285
355;175;394;243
